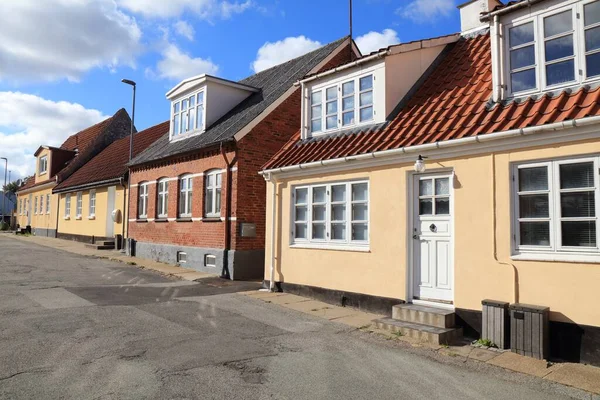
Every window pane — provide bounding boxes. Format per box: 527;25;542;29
295;223;307;239
561;192;596;217
157;195;163;216
189;95;195;107
360;91;373;107
545;35;574;62
326;87;337;100
544;10;572;38
519;167;548;191
215;188;221;214
342;111;355;126
295;206;307;222
295;188;308;204
435;178;450;195
313;205;326;221
198;92;205;104
511;69;537;92
419;180;433;196
312;223;326;239
359;75;373;91
352;223;368;241
562;221;596;247
420;199;433;215
520;222;551;246
189;108;196;130
342;96;354;111
312;105;322;118
173;114;180;135
352;183;368;201
311;91;322;104
546;59;575;86
174;102;180;113
205;189;213;215
326;101;338;114
510;45;536;70
435;198;450;215
586;26;600;52
332;204;346;221
331;223;346;240
197;106;204;129
342;81;354;95
352;204;368;221
332;185;346;202
519;194;550;218
585;1;600;26
510;22;534;46
586;52;600;77
208;174;215;187
313;187;326;203
360;107;373;122
311;119;322;132
326;116;338;129
560;162;594;189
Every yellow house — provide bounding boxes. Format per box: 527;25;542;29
53;121;167;247
16;109;132;237
261;0;600;365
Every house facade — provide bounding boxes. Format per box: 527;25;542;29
262;0;600;365
52;122;165;246
127;37;359;280
16;109;132;237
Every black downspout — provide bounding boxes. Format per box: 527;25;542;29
220;142;237;280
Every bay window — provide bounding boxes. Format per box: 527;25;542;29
204;170;222;217
292;180;369;248
157;179;169;218
138;183;148;219
179;175;193;217
514;157;600;257
171;90;205;139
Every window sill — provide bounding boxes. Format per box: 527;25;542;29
155;218;169;223
170;128;206;143
511;252;600;264
136;218;148;223
75;216;82;220
176;218;193;222
290;243;370;253
88;216;95;220
203;217;222;223
63;217;70;220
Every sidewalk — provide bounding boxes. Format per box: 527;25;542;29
241;291;600;397
8;234;216;282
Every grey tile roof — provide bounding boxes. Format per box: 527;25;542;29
130;36;349;166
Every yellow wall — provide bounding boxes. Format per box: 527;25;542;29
57;185;126;239
267;138;600;327
16;186;58;233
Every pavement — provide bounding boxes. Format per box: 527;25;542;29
1;233;599;399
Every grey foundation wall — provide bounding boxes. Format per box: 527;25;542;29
133;241;264;280
33;228;56;238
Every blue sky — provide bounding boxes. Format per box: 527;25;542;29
0;0;460;180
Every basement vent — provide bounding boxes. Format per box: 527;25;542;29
204;254;216;268
177;251;187;263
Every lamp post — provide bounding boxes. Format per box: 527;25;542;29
121;79;136;253
1;158;7;225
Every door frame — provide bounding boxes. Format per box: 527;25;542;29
406;168;456;309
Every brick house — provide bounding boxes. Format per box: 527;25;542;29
128;36;359;280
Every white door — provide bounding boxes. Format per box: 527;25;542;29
412;173;453;303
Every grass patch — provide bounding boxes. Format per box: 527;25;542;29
474;338;497;348
392;331;404;337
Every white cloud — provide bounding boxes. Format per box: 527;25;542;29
0;92;108;180
397;0;455;23
174;20;195;41
117;0;254;19
0;0;142;83
150;44;219;81
355;29;400;54
252;36;322;73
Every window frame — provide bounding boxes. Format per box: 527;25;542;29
46;194;50;214
39;156;48;175
40;194;44;216
34;196;38;215
170;89;206;141
204;254;217;267
75;191;83;218
156;179;169;218
290;179;370;251
89;189;96;217
504;0;600;97
64;194;71;219
178;175;193;218
512;155;600;261
138;183;149;219
204;170;222;218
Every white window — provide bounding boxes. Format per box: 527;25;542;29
157;179;169;218
179;175;193;217
76;192;82;218
513;156;600;259
310;73;374;135
177;251;187;264
39;156;48;175
204;254;216;267
40;195;44;216
18;199;21;215
204;170;222;217
505;1;600;96
34;196;38;215
292;180;369;249
171;91;205;139
89;190;96;217
65;194;71;218
138;183;149;219
46;194;50;214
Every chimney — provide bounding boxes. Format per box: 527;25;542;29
458;0;502;34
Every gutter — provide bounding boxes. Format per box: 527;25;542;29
261;115;600;176
220;143;238;279
119;177;127;250
53;177;122;194
263;172;278;292
480;0;545;22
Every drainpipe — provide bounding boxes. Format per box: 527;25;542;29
55;192;60;238
493;15;503;102
220;142;237;279
491;153;519;303
120;176;127;250
266;173;277;291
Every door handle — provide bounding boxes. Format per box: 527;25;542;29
413;234;420;240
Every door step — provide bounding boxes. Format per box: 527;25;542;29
85;241;115;250
375;303;463;345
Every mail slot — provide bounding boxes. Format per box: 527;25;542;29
509;303;549;360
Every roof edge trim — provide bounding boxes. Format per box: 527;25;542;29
166;74;260;99
53;177;122;194
480;0;546;21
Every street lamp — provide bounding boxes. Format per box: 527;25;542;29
121;79;136;254
1;158;7;225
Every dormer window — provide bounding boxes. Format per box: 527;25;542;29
171;90;205;139
504;0;600;97
39;156;48;175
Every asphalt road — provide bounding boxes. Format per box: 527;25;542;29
0;235;587;399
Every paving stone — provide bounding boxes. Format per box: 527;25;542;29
281;299;331;313
487;351;561;378
440;345;499;362
330;313;383;328
262;294;310;305
545;363;600;394
246;291;287;299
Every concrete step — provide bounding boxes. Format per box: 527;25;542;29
84;243;115;250
96;240;115;246
392;304;456;329
375;317;463;345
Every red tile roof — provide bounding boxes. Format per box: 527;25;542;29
263;33;600;170
54;121;169;191
60;116;114;153
16;176;45;193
